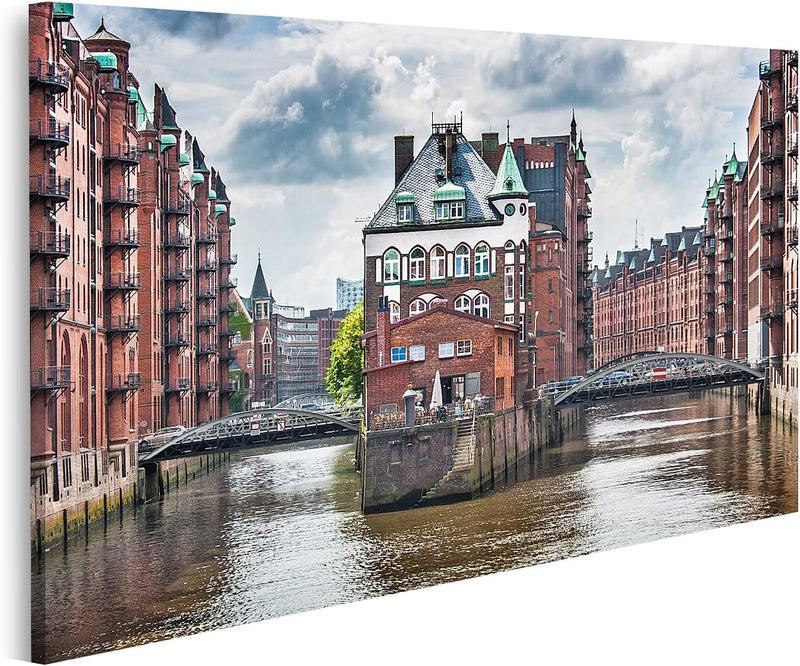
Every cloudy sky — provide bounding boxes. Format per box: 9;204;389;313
64;1;786;310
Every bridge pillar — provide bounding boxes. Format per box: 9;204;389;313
756;381;771;416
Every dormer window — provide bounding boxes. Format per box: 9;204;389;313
395;191;415;224
433;181;466;222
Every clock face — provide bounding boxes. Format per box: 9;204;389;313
519;204;527;216
504;203;515;216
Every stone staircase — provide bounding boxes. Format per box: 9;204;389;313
419;418;475;504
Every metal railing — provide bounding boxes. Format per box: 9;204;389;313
29;59;70;90
104;228;141;246
165;300;190;314
164;232;190;248
31;365;70;390
31;288;70;311
107;272;141;290
30;118;69;144
165;333;190;347
196;232;218;244
761;303;784;320
104;143;141;163
368;396;495;432
30;174;70;200
106;314;141;333
165;199;191;216
165;378;191;392
105;186;141;206
106;372;141;391
30;231;70;256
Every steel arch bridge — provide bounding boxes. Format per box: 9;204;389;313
138;407;361;462
273;392;335;409
551;353;765;410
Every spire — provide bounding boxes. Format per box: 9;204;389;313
604;252;609;269
250;255;270;301
506;118;511;145
570;108;577;145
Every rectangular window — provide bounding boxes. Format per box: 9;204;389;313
519;265;525;298
450;201;464;219
497;337;503;355
508;337;513;355
435;202;449;220
548;278;553;293
456;339;472;356
398;204;413;222
505;266;514;300
391;347;407;362
438;342;454;359
409;345;425;361
496;376;505;398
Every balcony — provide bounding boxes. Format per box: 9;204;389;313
104;228;141;247
760;114;780;130
220;348;237;362
760;181;784;200
218;328;234;338
31;288;70;312
165;378;191;393
196;381;219;394
577;203;592;218
165;333;190;348
31;365;70;391
164;268;190;282
106;372;142;392
165;199;191;216
105;185;141;207
704;329;716;340
702;284;715;295
721;273;733;284
704;303;716;315
30;231;70;258
197;260;218;272
197;288;217;300
197;316;217;327
30;174;70;202
760;145;783;164
760;215;785;236
789;51;798;66
196;232;218;244
224;302;238;313
29;118;69;148
760;256;783;272
788;134;798;156
103;143;141;165
219;381;238;394
787;289;798;310
761;303;784;321
577;231;593;245
703;246;715;257
788;91;798;112
720;251;734;263
197;345;218;356
219;254;238;266
165;300;190;314
29;59;69;92
106;272;141;291
106;314;141;333
787;226;798;247
789;183;798;201
702;265;715;277
164;232;190;249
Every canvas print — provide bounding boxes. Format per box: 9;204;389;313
28;1;798;662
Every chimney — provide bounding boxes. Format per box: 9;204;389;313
394;135;414;185
481;131;500;173
376;296;390;368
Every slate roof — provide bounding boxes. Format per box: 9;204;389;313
159;86;179;130
365;132;501;229
215;173;230;203
193;138;209;173
250;258;271;301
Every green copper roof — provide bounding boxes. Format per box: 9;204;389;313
576;147;586;162
179;153;190;167
724;147;740;176
488;143;528;199
702;192;708;208
395;191;415;204
92;52;117;71
629;256;637;270
53;3;75;20
191;172;204;187
693;232;702;246
159;134;177;152
433;181;465;202
708;175;720;200
604;266;612;279
648;249;656;263
592;268;599;283
660;238;668;247
127;86;139;103
209;189;217;200
230;217;236;226
677;236;686;251
215;204;227;217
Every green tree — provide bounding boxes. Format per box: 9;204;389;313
325;300;364;406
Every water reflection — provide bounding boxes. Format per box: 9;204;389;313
32;393;797;662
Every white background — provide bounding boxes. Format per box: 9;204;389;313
3;1;798;664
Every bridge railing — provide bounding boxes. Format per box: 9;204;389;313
368;397;495;432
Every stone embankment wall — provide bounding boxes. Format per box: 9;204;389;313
362;404;548;513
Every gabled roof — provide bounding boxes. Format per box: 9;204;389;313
157;85;179;131
215;173;230;203
193;138;209;173
488;142;528;200
366;131;501;229
363;304;517;338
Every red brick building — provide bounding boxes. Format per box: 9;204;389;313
363;300;518;417
29;4;239;546
592;48;798;424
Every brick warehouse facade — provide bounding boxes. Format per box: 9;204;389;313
29;3;239;548
362;117;592;402
592;48;798;421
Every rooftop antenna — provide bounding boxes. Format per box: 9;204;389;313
634;218;639;250
506;119;511;144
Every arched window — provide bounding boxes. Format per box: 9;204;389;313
474;293;490;318
475;243;490;276
430;246;445;279
455;244;470;277
409;247;425;281
389;301;400;323
384;249;400;283
454;295;471;314
409;299;426;317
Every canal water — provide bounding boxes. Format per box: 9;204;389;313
32;392;797;662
